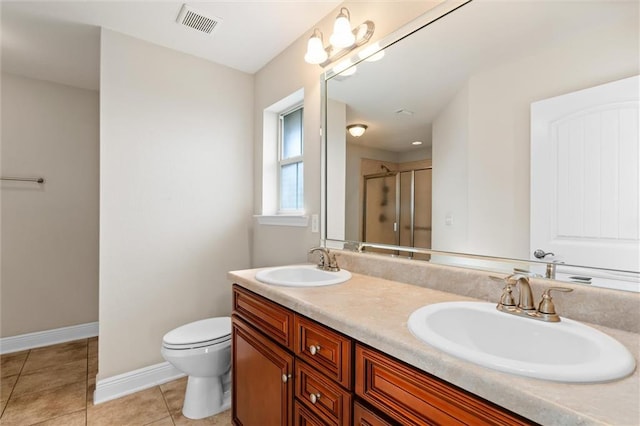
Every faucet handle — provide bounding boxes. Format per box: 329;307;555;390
490;276;516;307
538;287;573;321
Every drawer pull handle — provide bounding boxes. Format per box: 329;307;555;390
309;345;321;355
309;393;321;404
281;373;291;383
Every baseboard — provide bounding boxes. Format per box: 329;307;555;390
0;322;99;354
93;362;185;405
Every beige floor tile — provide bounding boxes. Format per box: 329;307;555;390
0;381;86;426
160;379;230;426
210;410;231;425
160;377;187;413
0;375;18;414
22;340;88;373
87;386;170;426
171;409;231;426
88;355;98;377
0;352;28;378
88;337;98;358
12;359;87;397
87;377;96;405
32;410;86;426
145;417;175;426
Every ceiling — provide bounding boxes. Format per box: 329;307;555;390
1;1;341;90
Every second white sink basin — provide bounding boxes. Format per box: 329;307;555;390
408;301;636;383
255;264;351;287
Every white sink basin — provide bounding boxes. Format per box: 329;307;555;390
255;265;351;287
408;301;636;383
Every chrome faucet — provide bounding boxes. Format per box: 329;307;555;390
308;247;340;272
494;274;573;322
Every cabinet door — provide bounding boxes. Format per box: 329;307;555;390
232;316;294;426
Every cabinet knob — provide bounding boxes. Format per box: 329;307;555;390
281;373;291;383
309;393;321;404
309;344;321;355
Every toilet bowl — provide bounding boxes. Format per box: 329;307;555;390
161;317;232;419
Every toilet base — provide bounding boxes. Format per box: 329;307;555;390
182;375;231;420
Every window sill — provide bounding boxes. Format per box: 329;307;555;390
254;215;309;227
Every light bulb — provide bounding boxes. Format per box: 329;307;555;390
329;9;355;48
304;31;328;64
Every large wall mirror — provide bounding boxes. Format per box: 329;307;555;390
323;0;639;292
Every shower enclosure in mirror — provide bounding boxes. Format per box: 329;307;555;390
323;0;639;292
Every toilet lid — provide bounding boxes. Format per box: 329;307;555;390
162;317;231;348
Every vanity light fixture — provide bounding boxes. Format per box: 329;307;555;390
412;141;423;146
347;124;368;137
304;7;375;67
304;29;328;64
329;8;356;48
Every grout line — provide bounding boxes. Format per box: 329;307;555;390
0;348;31;419
158;383;177;425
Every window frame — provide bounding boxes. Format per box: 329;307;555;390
277;104;304;214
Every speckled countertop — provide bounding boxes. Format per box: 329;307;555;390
228;267;640;426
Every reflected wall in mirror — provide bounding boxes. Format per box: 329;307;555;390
324;0;639;291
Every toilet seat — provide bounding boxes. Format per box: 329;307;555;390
162;317;231;350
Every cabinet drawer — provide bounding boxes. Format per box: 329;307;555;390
355;344;534;426
294;315;352;389
233;285;294;350
294;400;326;426
353;401;393;426
295;360;352;426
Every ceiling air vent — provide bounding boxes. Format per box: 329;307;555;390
176;4;221;35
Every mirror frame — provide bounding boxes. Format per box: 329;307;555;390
320;0;639;283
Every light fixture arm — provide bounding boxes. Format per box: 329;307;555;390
318;20;375;67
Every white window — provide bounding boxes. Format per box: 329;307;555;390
278;106;304;212
257;88;308;227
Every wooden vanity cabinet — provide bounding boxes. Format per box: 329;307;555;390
232;285;353;426
232;284;534;426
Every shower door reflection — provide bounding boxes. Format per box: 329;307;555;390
362;166;432;258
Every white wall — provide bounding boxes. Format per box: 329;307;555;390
251;1;442;267
432;83;469;253
99;29;253;379
1;73;99;337
326;99;346;241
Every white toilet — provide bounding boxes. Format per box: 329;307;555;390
161;317;232;419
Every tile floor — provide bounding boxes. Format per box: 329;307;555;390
0;338;231;425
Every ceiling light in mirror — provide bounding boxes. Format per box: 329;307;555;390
347;124;368;137
412;141;423;146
